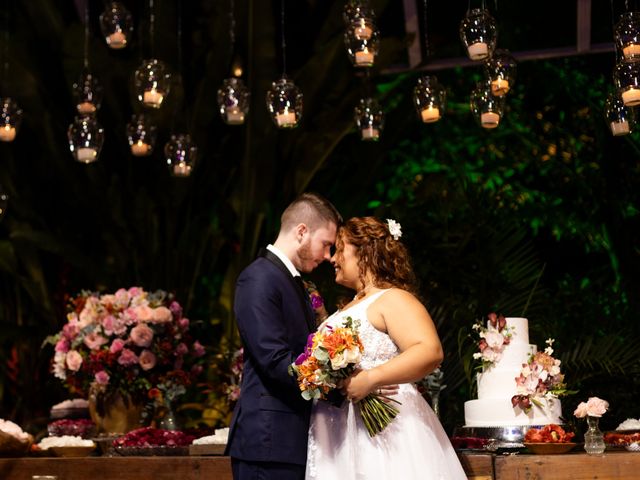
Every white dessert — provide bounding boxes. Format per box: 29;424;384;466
0;419;31;442
617;418;640;430
37;435;95;450
192;428;229;445
464;317;564;427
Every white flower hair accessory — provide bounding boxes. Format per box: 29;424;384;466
386;219;402;240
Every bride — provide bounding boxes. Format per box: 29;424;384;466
306;217;466;480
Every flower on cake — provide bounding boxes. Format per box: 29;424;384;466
511;338;571;412
574;396;609;418
472;313;514;368
45;287;206;405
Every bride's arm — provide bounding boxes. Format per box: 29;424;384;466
343;289;443;402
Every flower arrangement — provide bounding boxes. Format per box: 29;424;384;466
511;338;572;412
524;424;575;443
574;396;609;418
288;316;400;437
303;280;329;324
46;287;206;406
472;313;514;368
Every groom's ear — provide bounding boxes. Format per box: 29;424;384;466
294;223;308;242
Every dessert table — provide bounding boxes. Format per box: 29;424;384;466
0;451;638;480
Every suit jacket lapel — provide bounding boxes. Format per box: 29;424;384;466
258;248;316;332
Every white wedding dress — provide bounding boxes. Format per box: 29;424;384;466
306;290;467;480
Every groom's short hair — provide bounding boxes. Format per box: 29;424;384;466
280;192;342;232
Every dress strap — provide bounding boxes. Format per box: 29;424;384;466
358;288;390;307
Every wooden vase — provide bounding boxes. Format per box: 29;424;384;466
89;385;144;435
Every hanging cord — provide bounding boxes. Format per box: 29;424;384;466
2;0;9;94
229;0;236;65
149;0;155;58
422;0;429;58
280;0;287;76
612;0;621;64
83;0;90;69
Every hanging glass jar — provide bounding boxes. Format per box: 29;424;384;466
615;11;640;60
343;0;376;26
583;416;606;454
459;8;497;61
266;76;303;128
485;49;517;96
134;59;171;109
470;81;505;129
165;133;197;177
217;78;250;125
68;115;105;163
99;2;134;50
0;97;23;142
605;92;634;136
73;69;103;115
614;58;640;106
345;24;380;68
413;76;446;123
126;114;157;156
354;97;384;141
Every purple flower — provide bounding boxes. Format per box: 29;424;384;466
295;351;309;366
310;293;324;310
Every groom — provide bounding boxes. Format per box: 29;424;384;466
226;192;341;480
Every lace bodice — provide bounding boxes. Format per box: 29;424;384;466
322;290;398;370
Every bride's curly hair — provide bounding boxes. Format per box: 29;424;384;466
336;217;417;295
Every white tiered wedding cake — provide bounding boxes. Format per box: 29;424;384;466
464;317;563;427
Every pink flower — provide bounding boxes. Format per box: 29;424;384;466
151;306;172;323
83;331;109;350
62;322;79;340
179;317;190;329
110;338;125;354
484;330;505;350
176;343;188;356
132;305;154;323
65;350;83;371
117;348;139;366
575;397;609;418
139;350;157;371
192;341;205;357
169;301;182;318
55;338;70;353
130;323;154;347
95;370;110;385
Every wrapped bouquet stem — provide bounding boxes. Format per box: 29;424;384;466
289;316;400;437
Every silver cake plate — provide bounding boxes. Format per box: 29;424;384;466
452;425;567;452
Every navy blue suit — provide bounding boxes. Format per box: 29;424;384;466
226;249;316;478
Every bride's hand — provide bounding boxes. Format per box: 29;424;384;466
342;370;397;402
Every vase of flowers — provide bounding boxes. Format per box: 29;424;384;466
574;396;608;454
46;287;206;434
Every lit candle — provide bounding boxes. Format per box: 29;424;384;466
276;111;297;127
0;125;16;142
623;43;640;59
354;22;373;40
225;108;245;125
107;30;127;49
173;162;191;176
420;106;440;123
143;89;164;107
131;140;151;156
76;147;97;162
77;102;97;115
610;120;630;136
480;112;500;128
355;49;374;66
467;42;489;61
622;87;640;106
361;126;380;140
490;78;510;96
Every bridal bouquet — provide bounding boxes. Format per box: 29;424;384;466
46;287;206;404
289;316;399;437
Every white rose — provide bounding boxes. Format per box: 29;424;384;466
484;330;505;349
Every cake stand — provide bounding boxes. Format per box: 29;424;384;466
452;425;565;452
